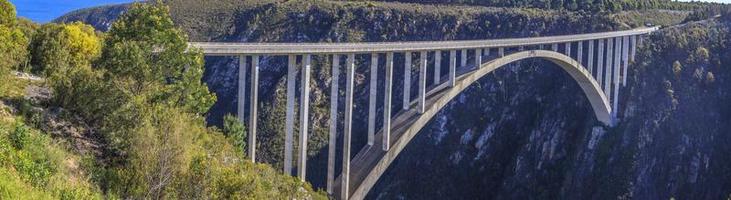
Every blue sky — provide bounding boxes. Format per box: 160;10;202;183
10;0;731;23
11;0;136;23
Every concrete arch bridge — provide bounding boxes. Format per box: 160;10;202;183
189;27;658;200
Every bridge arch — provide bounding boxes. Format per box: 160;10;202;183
347;50;611;199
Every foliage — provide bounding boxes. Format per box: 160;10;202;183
672;60;682;77
0;93;104;199
0;0;14;26
29;22;101;76
38;1;324;199
368;0;713;12
112;105;197;198
223;114;247;156
0;0;29;95
612;10;690;28
98;0;216;125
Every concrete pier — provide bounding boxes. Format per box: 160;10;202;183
605;38;613;97
630;36;637;62
368;54;378;146
475;49;482;68
238;56;246;125
552;43;558;51
327;55;340;194
418;51;427;114
434;51;441;84
249;55;259;163
622;36;630;86
565;42;571;57
284;55;296;174
461;49;467;68
449;50;456;87
342;54;356;200
588;40;594;74
498;47;504;57
298;54;311;181
597;40;604;84
612;38;621;120
403;52;411;110
383;53;394;151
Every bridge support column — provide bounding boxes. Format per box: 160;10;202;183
622;36;630;86
630;35;637;62
612;38;621;121
238;56;246;128
342;54;356;200
475;49;482;68
498;47;504;57
418;51;427;114
237;55;247;144
368;54;378;146
639;36;644;47
461;49;467;68
249;55;259;163
383;53;394;151
284;55;296;175
484;48;490;57
605;38;613;97
597;40;604;86
588;40;594;74
435;51;441;84
298;54;311;181
449;50;456;87
577;41;583;65
403;52;411;110
565;42;571;57
552;43;558;51
327;55;340;194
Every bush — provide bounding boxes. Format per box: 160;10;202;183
223;114;247;156
9;123;29;149
28;22;101;76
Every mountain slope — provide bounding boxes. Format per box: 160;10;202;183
55;1;731;199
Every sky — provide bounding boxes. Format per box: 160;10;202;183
11;0;136;23
9;0;731;23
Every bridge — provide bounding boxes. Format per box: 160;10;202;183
190;26;659;200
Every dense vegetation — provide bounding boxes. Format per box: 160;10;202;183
370;0;713;12
0;0;324;199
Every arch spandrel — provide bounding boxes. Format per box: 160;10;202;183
345;50;612;200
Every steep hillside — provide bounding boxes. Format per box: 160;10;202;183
55;0;731;199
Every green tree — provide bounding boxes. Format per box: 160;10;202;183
223;114;247;156
98;1;215;116
29;22;101;76
0;0;15;26
0;0;28;94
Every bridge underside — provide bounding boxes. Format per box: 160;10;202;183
334;50;611;199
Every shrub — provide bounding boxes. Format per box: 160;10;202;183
672;60;682;77
9;123;29;149
223;114;247;156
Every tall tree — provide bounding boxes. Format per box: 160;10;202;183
98;1;215;116
0;0;27;94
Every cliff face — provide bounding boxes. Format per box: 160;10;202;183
57;1;731;199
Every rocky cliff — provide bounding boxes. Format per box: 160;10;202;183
57;1;731;199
